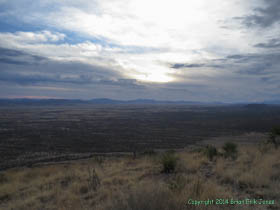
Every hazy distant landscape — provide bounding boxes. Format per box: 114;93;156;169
1;100;280;170
1;102;280;209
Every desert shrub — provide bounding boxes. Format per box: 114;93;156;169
161;151;178;173
60;175;74;188
94;156;104;165
168;174;186;191
204;145;217;161
268;126;280;148
87;167;100;191
0;193;11;203
0;173;7;184
79;185;89;194
103;183;181;210
258;140;274;154
223;142;237;159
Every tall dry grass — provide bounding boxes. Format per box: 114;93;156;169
0;143;279;210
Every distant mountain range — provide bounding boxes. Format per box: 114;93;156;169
262;100;280;105
0;98;279;106
0;98;224;106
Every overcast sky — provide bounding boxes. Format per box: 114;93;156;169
0;0;279;102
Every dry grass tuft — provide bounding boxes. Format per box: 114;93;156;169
101;182;182;210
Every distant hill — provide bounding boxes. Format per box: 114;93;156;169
0;98;226;106
243;104;268;109
262;100;280;105
0;99;88;106
0;98;279;106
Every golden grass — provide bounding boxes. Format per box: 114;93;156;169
0;144;279;210
178;151;208;173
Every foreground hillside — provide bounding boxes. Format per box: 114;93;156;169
0;141;279;210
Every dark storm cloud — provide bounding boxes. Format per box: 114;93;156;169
0;72;58;85
260;76;275;82
225;52;280;77
0;71;144;88
226;55;246;60
0;47;108;83
169;51;280;79
238;63;273;75
169;62;224;70
0;47;145;89
237;0;280;28
0;47;25;56
254;38;280;48
0;47;47;65
226;54;261;64
227;53;280;64
170;63;205;69
0;58;29;65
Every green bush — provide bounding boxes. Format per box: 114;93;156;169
161;151;178;173
268;126;280;148
204;145;217;161
223;142;237;159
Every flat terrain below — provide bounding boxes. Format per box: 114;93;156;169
1;104;280;170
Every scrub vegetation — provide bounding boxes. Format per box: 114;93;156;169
1;138;279;210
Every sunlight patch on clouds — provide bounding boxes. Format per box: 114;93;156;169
31;0;258;83
118;59;174;83
0;31;65;43
0;0;276;84
38;0;250;51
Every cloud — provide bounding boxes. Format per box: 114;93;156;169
0;47;146;92
254;38;280;48
0;47;25;56
0;31;65;44
0;46;118;81
0;47;47;65
0;0;252;51
0;0;280;102
168;51;280;84
170;63;205;69
0;70;144;88
0;31;123;73
237;0;280;28
0;58;29;65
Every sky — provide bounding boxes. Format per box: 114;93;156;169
0;0;279;102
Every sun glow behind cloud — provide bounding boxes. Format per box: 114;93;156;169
1;0;280;101
33;0;249;83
